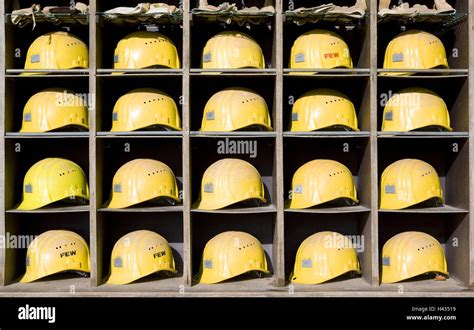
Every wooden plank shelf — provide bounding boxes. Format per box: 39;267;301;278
0;0;473;297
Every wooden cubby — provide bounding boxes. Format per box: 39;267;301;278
377;137;469;211
378;213;470;290
189;74;276;132
96;212;184;291
284;212;373;291
283;75;371;132
3;213;90;290
96;75;183;133
377;76;469;133
0;0;473;296
190;136;276;210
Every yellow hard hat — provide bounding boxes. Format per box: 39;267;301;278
24;31;88;73
200;88;272;132
288;160;359;209
382;231;448;283
113;32;180;70
21;230;90;283
196;231;269;284
380;159;443;210
17;158;89;210
111;88;181;132
290;231;361;284
194;158;266;210
107;159;180;209
289;29;353;70
20;88;89;133
383;30;449;76
202;31;265;69
107;230;177;285
290;89;359;131
382;88;452;132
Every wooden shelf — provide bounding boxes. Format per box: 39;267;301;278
0;0;472;297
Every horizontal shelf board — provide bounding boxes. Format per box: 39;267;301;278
98;276;184;292
97;12;183;24
377;12;467;26
96;134;182;139
190;131;276;138
6;69;89;75
5;13;89;25
6;205;90;214
1;277;91;293
377;132;469;138
287;277;374;292
284;69;370;75
97;131;183;137
191;204;277;214
379;205;468;214
283;132;370;138
191;12;274;19
283;12;368;25
97;69;183;74
379;277;469;293
190;69;276;75
285;205;370;214
189;277;280;292
377;69;468;76
98;205;183;213
5;132;89;138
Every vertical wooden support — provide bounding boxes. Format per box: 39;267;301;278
0;0;5;287
182;0;192;288
369;0;379;287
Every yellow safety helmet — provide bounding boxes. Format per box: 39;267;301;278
382;88;452;132
113;31;180;70
17;158;89;210
196;231;269;284
380;159;443;210
194;159;266;210
202;31;265;69
20;88;89;133
111;88;181;132
288;160;359;209
289;29;353;70
290;89;359;131
107;230;176;285
201;88;272;132
21;230;90;283
383;30;449;76
107;159;180;209
382;231;448;283
24;31;88;73
290;231;361;284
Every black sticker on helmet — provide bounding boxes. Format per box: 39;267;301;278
382;257;390;266
292;113;298;121
24;113;32;122
204;259;212;269
294;185;303;194
25;184;33;193
112;112;118;121
113;55;119;63
385;111;393;121
385;185;396;194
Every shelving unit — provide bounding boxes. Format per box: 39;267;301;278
0;0;473;297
